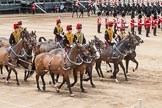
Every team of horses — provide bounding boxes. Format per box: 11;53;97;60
0;29;143;96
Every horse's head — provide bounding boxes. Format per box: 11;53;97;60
133;32;144;45
28;31;37;49
92;35;106;51
74;43;90;58
85;41;100;59
119;34;136;54
20;28;29;39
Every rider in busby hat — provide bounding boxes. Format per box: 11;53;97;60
53;19;64;42
74;23;86;44
17;21;23;32
9;24;20;46
117;26;125;41
63;25;74;52
105;21;115;47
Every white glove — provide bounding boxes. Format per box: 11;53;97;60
70;45;73;47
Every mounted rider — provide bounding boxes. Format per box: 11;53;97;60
9;23;20;46
117;26;125;41
105;21;115;47
17;21;23;33
63;25;74;52
53;19;64;42
74;24;86;44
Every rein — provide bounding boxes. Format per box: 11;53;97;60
10;46;25;58
22;48;33;58
66;54;83;66
114;45;127;56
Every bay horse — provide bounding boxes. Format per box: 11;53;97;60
0;29;30;85
70;42;100;92
34;36;64;56
34;44;89;97
125;33;144;74
0;30;37;81
95;34;139;82
90;36;112;79
17;31;37;81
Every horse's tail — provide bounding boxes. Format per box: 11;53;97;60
38;37;47;42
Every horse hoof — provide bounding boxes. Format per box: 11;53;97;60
70;94;75;97
17;83;20;86
54;84;58;88
56;88;60;93
6;80;9;84
107;70;112;73
42;87;46;91
83;78;90;81
115;79;119;83
99;77;104;81
49;81;52;84
125;78;128;81
92;84;96;88
126;73;130;76
38;88;41;91
81;89;87;93
110;75;115;79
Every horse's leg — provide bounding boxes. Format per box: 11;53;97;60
65;75;74;97
57;75;65;92
80;71;86;93
106;62;112;73
36;74;41;91
41;74;46;91
125;60;129;74
70;70;78;87
0;65;3;74
49;72;55;85
110;63;118;79
56;74;59;83
99;61;104;78
12;68;20;85
111;63;120;83
24;69;28;81
6;68;12;83
131;58;139;72
95;62;101;78
88;66;96;88
119;61;128;81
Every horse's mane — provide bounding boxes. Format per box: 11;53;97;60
116;35;130;46
38;37;47;42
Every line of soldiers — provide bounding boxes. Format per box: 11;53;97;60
98;9;162;45
9;21;23;46
53;19;86;52
103;9;162;47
